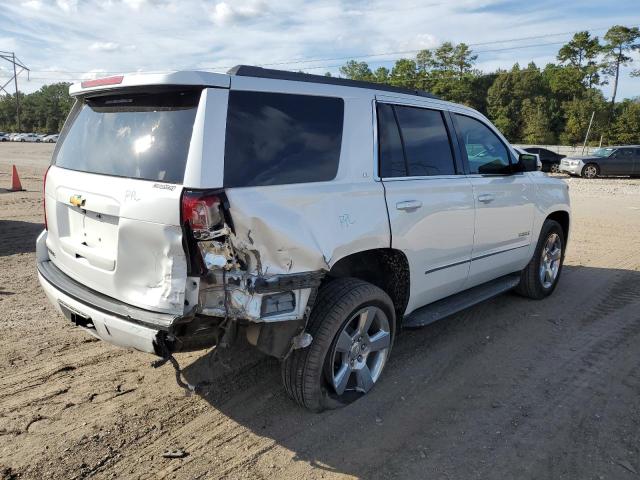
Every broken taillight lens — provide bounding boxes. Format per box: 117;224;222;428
43;165;51;230
181;190;223;238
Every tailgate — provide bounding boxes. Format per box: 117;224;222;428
44;88;202;315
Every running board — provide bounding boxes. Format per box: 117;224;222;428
402;273;521;328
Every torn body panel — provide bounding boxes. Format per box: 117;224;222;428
191;181;388;325
196;237;322;322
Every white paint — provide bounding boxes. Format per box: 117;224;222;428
41;69;571;344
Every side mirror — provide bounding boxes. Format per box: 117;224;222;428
516;153;539;172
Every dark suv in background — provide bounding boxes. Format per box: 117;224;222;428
523;147;565;173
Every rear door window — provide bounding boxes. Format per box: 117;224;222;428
394;105;456;176
377;103;407;177
377;103;456;178
224;91;344;187
53;89;201;184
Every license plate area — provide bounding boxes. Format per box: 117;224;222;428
59;300;95;330
65;205;119;250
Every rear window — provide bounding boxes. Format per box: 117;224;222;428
52;89;201;184
224;91;344;187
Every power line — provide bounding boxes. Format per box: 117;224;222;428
0;51;30;130
10;22;639;81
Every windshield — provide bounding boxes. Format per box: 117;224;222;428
53;89;201;184
591;148;615;158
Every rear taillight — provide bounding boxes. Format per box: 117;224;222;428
43;165;51;230
181;190;224;239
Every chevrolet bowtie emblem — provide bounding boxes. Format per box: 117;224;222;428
70;195;85;207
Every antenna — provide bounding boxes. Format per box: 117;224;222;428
0;51;30;132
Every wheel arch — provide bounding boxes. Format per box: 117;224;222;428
546;210;570;243
326;248;410;323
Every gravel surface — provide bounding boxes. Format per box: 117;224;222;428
1;143;640;479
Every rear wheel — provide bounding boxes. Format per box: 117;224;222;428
582;163;599;178
550;163;560;174
282;278;395;412
516;219;565;299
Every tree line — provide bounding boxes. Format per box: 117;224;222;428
0;82;73;134
0;25;638;145
335;25;640;145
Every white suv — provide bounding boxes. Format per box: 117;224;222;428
37;66;570;412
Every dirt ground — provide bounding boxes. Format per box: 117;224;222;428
1;142;639;480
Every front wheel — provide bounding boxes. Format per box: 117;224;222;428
282;278;395;412
516;219;565;299
582;163;598;178
550;163;560;174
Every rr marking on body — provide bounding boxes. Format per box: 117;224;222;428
125;190;141;202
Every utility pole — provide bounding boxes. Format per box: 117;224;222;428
0;51;30;131
581;111;595;155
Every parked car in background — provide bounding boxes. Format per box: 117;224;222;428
514;146;542;171
18;133;41;142
523;147;565;173
0;132;9;142
43;134;59;143
10;133;23;141
559;146;640;178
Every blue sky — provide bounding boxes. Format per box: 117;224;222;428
0;0;638;99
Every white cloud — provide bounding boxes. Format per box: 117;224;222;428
80;69;108;80
89;42;122;52
210;1;267;27
123;0;146;10
56;0;77;12
21;0;42;9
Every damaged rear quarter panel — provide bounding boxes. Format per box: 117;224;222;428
191;88;391;321
225;182;390;276
218;88;391;279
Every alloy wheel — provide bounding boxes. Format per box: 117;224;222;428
539;233;562;289
329;306;391;395
583;165;598;178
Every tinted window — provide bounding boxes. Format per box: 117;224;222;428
378;104;455;177
394;106;455;176
618;148;634;160
53;89;200;183
377;103;406;177
455;114;511;175
224;91;343;187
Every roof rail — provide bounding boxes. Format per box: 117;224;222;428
227;65;439;99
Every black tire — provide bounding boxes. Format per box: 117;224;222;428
282;278;396;412
581;163;599;178
550;163;560;174
516;219;565;299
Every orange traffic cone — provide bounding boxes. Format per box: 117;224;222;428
9;165;25;191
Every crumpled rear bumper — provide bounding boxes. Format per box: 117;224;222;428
38;267;162;354
36;229;185;355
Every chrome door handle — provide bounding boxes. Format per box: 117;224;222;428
396;200;423;211
478;194;495;204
